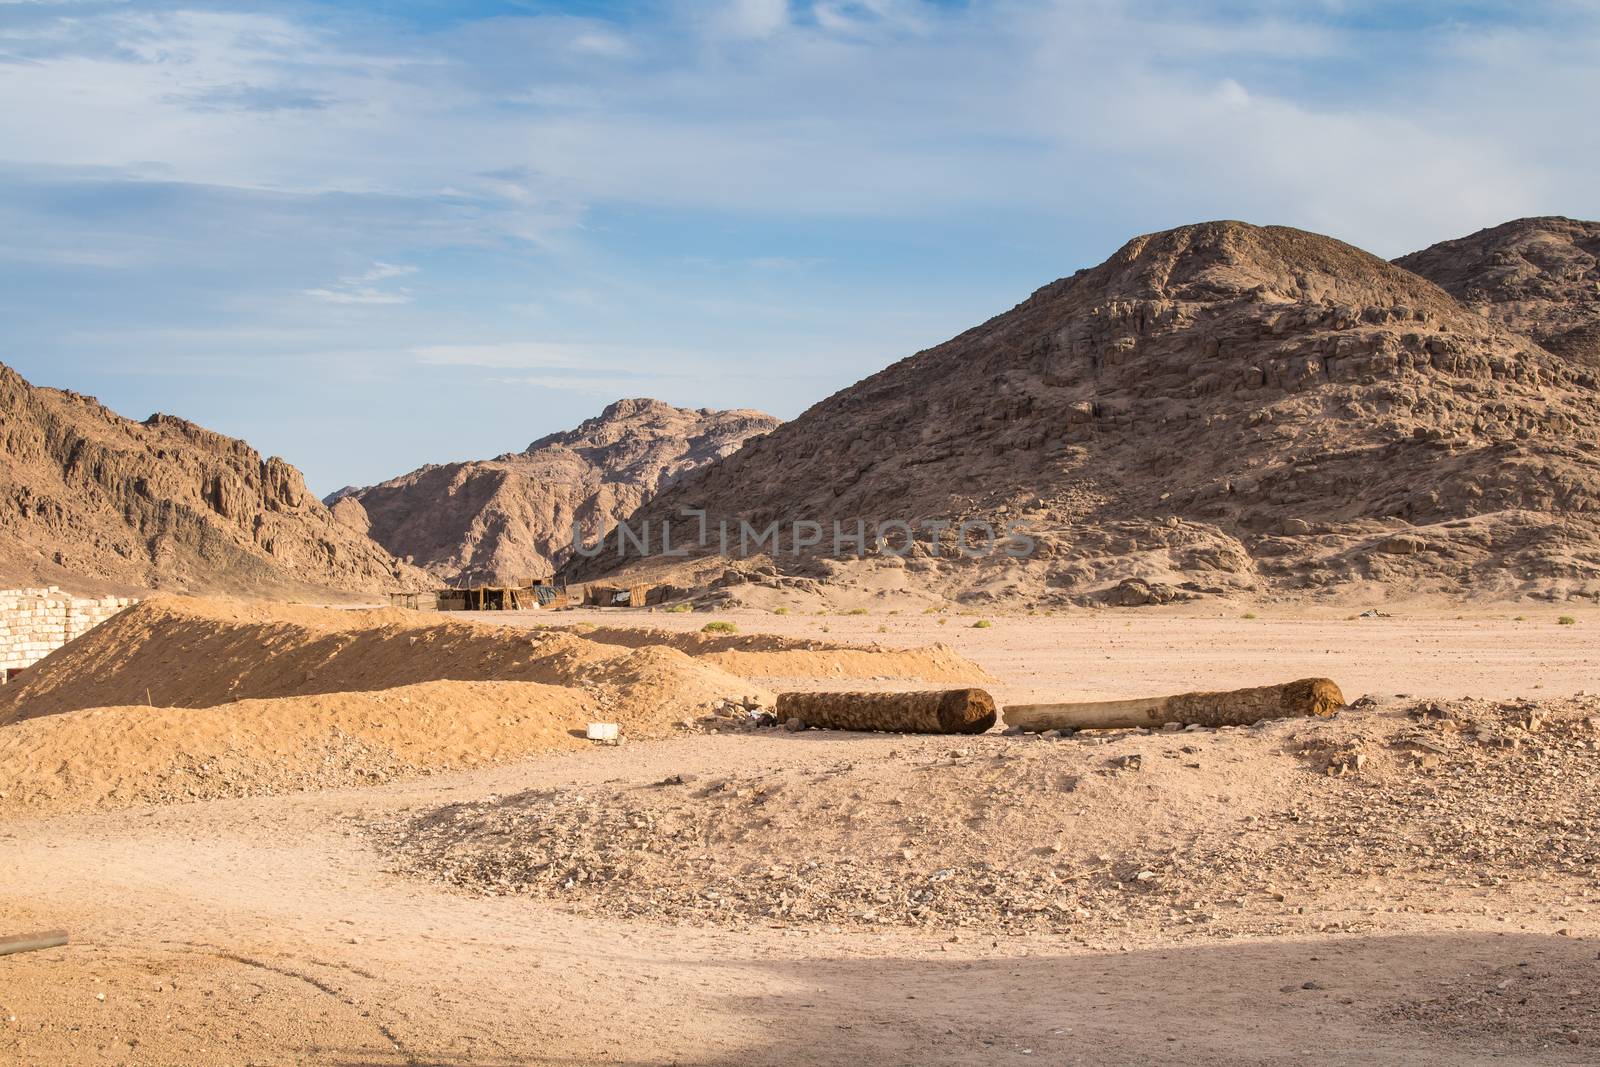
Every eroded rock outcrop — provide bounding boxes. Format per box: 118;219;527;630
1396;216;1600;370
0;363;428;595
334;399;780;584
573;221;1600;603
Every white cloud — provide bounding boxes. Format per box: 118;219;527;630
412;342;601;368
569;30;631;57
303;261;418;304
348;261;417;284
747;255;824;270
713;0;791;39
412;341;717;391
304;286;410;305
487;374;653;394
811;0;929;37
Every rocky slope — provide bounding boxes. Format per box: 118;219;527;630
0;363;428;596
573;221;1600;604
332;399;780;584
1396;217;1600;369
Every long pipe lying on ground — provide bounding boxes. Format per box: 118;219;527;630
775;689;997;735
0;929;68;958
1003;678;1345;733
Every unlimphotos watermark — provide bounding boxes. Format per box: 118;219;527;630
571;508;1036;560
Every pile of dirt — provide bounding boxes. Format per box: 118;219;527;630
330;398;780;584
1397;216;1600;369
571;220;1600;605
0;597;989;811
0;680;595;810
0;363;429;597
384;694;1600;938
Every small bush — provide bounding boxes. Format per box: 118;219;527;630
772;606;789;615
845;608;869;616
1242;612;1258;620
664;602;692;613
972;619;993;629
1559;615;1577;626
701;621;737;635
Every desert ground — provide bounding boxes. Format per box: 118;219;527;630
2;603;1597;1066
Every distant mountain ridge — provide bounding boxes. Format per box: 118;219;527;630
0;362;429;596
330;398;781;584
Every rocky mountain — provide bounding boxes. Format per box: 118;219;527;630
331;399;780;584
1396;217;1600;369
0;363;430;596
573;221;1600;604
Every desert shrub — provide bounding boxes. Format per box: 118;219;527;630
701;621;737;634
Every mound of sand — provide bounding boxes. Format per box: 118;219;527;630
0;596;990;812
0;680;595;810
385;694;1600;938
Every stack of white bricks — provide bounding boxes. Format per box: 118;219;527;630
0;586;138;678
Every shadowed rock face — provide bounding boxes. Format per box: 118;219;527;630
1396;216;1600;369
572;221;1600;603
0;363;428;595
332;399;781;584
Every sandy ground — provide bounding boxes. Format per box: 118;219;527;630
3;607;1597;1066
529;604;1600;705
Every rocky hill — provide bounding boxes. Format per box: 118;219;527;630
0;363;429;596
331;399;780;584
1395;217;1600;369
572;221;1600;605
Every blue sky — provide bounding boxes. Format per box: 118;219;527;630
2;1;1595;495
